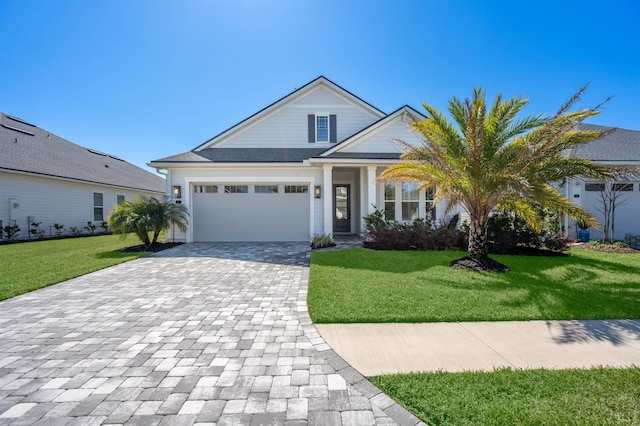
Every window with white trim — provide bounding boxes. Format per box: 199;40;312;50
255;185;279;194
316;115;329;142
285;185;308;194
401;182;419;221
93;192;103;221
225;185;248;193
384;183;396;221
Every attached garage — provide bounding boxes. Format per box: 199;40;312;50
583;182;640;240
192;183;311;242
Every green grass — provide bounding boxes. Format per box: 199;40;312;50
0;234;150;301
309;248;640;323
371;367;640;426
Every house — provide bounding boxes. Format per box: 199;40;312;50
149;76;640;243
149;76;452;243
564;124;640;241
0;112;166;240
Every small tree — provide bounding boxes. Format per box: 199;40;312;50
107;195;189;248
594;168;636;243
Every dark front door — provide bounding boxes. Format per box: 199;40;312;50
334;184;350;233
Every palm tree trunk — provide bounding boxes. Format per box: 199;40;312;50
468;216;489;259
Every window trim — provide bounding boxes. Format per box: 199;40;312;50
93;192;104;221
316;115;329;143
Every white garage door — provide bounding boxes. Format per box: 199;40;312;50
192;183;310;242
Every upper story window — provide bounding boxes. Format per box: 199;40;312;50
308;114;337;143
316;116;329;142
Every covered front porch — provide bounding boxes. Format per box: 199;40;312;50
317;162;438;236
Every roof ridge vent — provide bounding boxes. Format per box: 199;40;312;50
1;124;35;136
5;115;36;127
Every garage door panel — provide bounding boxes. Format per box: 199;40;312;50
193;186;309;242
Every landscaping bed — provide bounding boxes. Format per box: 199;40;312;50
119;242;183;252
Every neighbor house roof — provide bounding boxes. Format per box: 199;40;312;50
0;113;165;193
569;124;640;162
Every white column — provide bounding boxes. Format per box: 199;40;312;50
367;165;377;214
323;165;333;235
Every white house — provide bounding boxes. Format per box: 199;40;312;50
149;76;640;243
1;112;165;240
149;76;455;243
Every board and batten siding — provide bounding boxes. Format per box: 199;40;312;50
213;86;380;149
0;171;161;240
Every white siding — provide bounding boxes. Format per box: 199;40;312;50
0;171;161;240
583;182;640;240
214;86;380;149
340;119;423;154
168;166;325;242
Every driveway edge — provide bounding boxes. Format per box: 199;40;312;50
298;262;426;426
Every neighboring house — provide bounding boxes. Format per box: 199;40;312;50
149;76;640;243
149;76;452;242
1;112;166;240
564;124;640;241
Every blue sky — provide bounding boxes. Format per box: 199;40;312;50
1;0;638;174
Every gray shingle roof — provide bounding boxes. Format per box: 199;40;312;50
0;113;165;193
569;124;640;162
152;148;330;163
320;152;401;160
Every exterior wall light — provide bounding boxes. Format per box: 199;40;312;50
314;186;322;199
172;185;182;199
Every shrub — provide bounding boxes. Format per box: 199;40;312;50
543;233;570;251
363;208;467;251
69;226;83;236
487;211;569;253
29;222;45;240
108;195;189;248
99;221;110;234
53;223;65;238
85;221;97;235
3;225;20;241
311;234;336;249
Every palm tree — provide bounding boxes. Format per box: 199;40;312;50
379;86;610;271
108;195;189;248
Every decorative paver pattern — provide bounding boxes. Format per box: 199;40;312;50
0;243;423;425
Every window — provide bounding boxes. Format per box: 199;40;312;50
308;114;336;143
425;187;436;222
285;185;308;194
255;185;279;194
116;195;125;205
384;183;396;221
585;183;605;192
316;115;329;142
401;182;419;221
194;185;218;193
613;183;633;192
225;185;248;193
93;192;103;221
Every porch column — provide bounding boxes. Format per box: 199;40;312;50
367;165;377;214
323;165;333;235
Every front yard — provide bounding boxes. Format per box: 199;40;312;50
308;248;640;323
0;234;150;301
309;248;640;425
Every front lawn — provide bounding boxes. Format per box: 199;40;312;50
308;248;640;323
371;367;640;426
0;235;150;301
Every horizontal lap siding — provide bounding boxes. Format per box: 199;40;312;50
341;119;421;153
0;171;160;239
216;87;380;148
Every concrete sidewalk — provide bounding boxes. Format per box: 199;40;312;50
316;320;640;376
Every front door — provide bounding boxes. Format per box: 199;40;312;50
334;184;350;233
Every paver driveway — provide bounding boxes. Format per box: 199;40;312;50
0;243;421;426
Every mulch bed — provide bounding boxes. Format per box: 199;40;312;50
118;242;184;253
569;242;639;254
